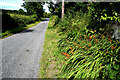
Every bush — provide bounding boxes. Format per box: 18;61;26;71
2;13;39;32
2;13;19;32
55;12;120;79
48;15;59;28
10;14;37;26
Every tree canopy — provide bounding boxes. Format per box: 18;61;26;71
22;2;44;20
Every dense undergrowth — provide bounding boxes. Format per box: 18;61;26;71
40;2;120;79
51;11;120;79
1;13;42;38
2;13;38;32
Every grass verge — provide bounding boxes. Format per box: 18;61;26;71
39;16;64;78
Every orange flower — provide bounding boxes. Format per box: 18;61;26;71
83;41;85;43
62;53;70;57
69;47;72;50
74;43;77;45
72;49;74;51
85;47;87;49
111;45;113;48
103;36;105;38
110;40;112;42
96;39;97;42
65;53;70;57
114;61;116;63
89;45;91;47
92;35;95;38
79;46;82;48
111;45;116;49
89;36;91;39
71;52;74;54
67;57;70;59
62;52;65;55
112;47;116;49
108;38;111;41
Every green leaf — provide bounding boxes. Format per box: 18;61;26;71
105;14;107;17
115;13;118;16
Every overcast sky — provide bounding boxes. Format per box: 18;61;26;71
0;0;50;13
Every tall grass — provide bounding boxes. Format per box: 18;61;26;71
54;12;120;79
39;15;63;78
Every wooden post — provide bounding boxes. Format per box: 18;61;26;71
62;0;64;20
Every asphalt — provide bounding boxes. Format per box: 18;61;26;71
1;18;49;78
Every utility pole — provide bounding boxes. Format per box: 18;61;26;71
62;0;64;20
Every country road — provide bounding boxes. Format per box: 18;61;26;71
0;18;49;78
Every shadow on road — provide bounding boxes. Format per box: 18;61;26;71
42;18;50;21
21;29;34;33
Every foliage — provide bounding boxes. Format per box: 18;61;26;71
1;21;40;38
43;12;51;18
2;9;19;14
2;13;38;32
47;2;62;18
39;16;63;78
10;13;38;26
22;2;44;20
48;2;120;35
47;2;88;18
2;13;19;32
54;11;120;79
48;15;59;28
18;9;25;15
86;2;120;33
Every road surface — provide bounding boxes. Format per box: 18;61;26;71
1;18;49;78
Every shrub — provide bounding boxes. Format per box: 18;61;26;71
48;15;59;28
2;13;39;32
2;13;19;32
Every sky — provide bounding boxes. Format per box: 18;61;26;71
0;0;50;13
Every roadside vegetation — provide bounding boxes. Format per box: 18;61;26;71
1;2;51;39
1;13;42;38
41;2;120;79
39;15;62;78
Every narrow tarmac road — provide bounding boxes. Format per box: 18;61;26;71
1;18;49;78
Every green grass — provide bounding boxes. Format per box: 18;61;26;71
0;21;41;39
39;16;64;78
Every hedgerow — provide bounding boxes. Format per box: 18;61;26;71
2;13;38;32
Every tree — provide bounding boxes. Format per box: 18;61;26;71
47;2;88;18
47;2;62;18
22;2;44;20
18;9;25;15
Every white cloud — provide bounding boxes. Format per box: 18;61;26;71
0;0;24;10
0;2;22;8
